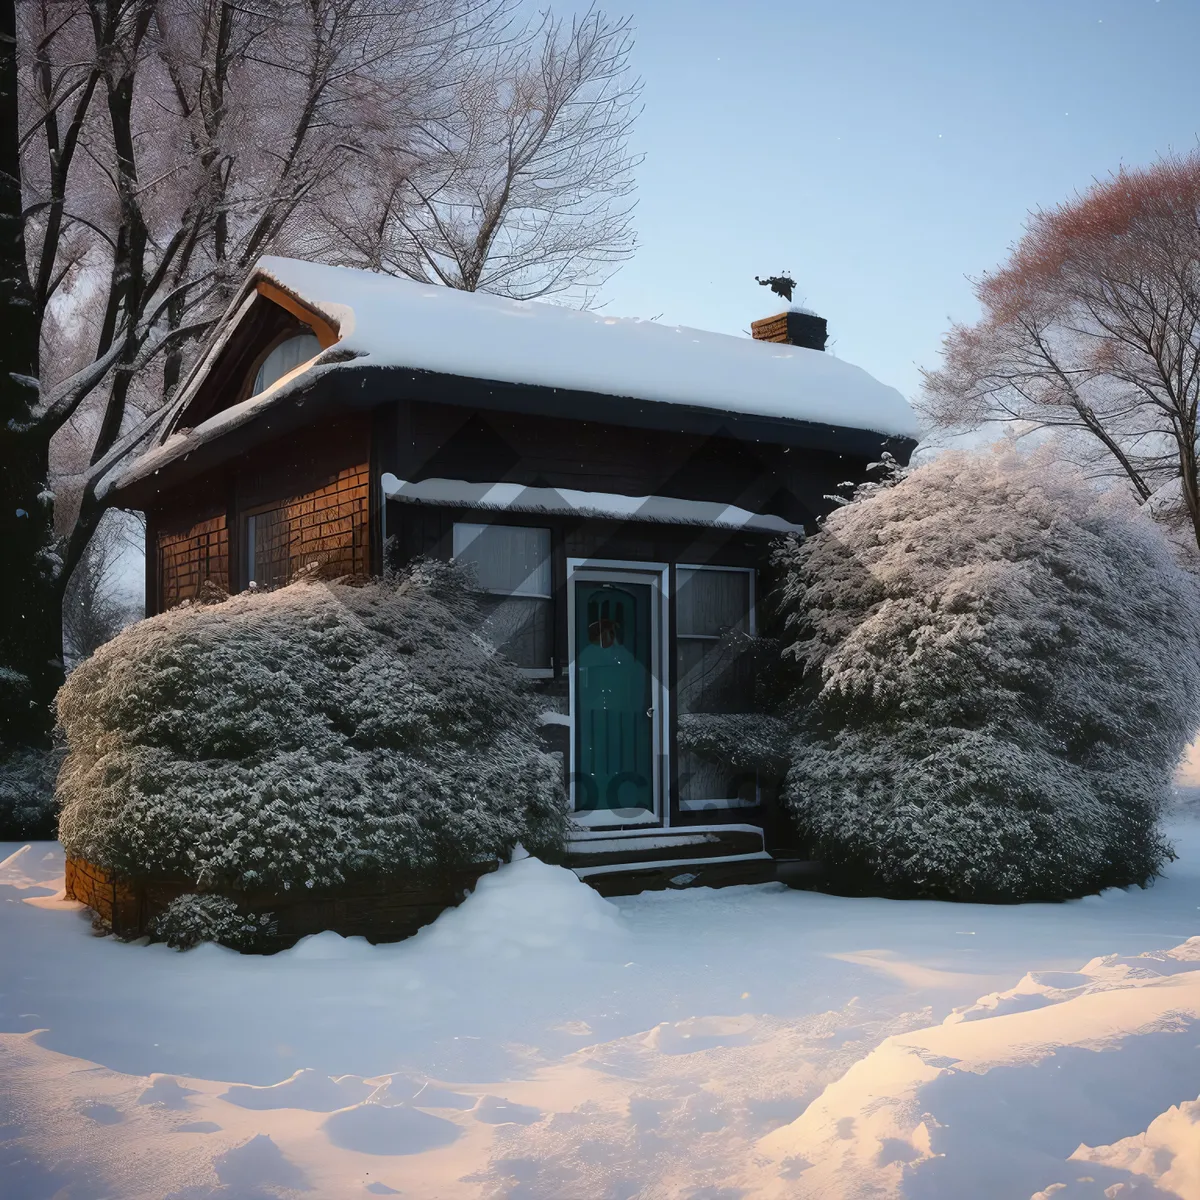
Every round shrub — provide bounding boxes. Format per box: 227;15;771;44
56;562;567;890
775;447;1200;901
0;745;61;839
150;894;271;950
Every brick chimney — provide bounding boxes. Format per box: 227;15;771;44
751;309;828;351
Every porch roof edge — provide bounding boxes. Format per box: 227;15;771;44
380;474;807;535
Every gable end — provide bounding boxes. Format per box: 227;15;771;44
171;283;338;432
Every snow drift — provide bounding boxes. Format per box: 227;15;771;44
414;853;628;960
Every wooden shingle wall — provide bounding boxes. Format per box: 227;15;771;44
158;513;229;608
290;461;370;577
253;461;370;583
149;414;372;612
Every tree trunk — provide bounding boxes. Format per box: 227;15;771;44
0;0;63;748
1176;425;1200;555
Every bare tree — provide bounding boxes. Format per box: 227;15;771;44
322;3;642;303
4;0;514;745
62;508;144;666
921;152;1200;554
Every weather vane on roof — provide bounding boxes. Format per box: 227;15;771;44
755;273;796;303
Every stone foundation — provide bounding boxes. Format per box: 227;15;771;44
64;856;141;933
63;855;497;951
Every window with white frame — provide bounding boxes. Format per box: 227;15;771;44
452;523;553;672
252;334;321;396
676;565;757;809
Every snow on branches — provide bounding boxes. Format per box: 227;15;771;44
774;447;1200;901
56;562;567;891
921;151;1200;554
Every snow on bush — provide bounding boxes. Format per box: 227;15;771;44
0;664;30;732
0;745;60;839
56;562;567;890
150;893;273;951
775;447;1200;901
675;712;789;775
0;666;58;838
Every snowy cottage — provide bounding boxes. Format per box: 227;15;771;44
110;259;919;894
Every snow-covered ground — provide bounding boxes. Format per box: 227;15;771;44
3;807;1199;1199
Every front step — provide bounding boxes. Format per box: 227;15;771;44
575;852;777;897
564;824;777;896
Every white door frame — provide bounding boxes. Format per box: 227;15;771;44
567;557;670;829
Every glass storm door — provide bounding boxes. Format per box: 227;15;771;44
574;581;655;814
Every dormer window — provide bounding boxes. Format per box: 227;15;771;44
251;333;321;396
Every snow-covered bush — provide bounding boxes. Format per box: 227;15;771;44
0;665;30;733
150;894;272;951
775;447;1200;901
56;563;567;889
676;713;789;775
0;745;61;839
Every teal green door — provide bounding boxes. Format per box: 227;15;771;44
574;581;655;813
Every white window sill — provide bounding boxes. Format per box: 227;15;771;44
679;797;761;812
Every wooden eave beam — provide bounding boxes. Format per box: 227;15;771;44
255;280;341;349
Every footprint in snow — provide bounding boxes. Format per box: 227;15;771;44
323;1102;461;1155
80;1102;124;1125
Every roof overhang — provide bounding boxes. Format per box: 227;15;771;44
253;280;340;349
109;363;918;510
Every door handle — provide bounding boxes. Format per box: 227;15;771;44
645;707;655;719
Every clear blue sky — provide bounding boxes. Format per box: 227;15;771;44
584;0;1200;403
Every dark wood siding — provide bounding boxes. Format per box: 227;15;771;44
243;462;370;587
148;414;373;613
158;512;230;609
382;399;858;529
388;504;765;570
231;414;369;512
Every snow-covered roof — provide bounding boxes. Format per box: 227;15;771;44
113;258;919;498
244;257;919;438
